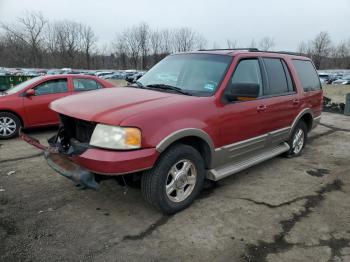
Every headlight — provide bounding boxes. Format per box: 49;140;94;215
90;124;141;150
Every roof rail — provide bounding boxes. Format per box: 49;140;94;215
258;50;303;56
198;48;303;56
198;48;259;52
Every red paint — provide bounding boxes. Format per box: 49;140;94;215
73;148;159;174
49;51;322;175
0;74;114;128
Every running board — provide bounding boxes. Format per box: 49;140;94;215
207;142;290;181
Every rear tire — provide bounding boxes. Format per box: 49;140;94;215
0;112;21;139
141;144;205;214
284;121;308;157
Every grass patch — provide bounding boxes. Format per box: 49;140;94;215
323;85;350;104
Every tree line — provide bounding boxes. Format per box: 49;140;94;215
0;12;349;70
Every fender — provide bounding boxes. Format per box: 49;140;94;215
156;128;215;161
289;108;313;138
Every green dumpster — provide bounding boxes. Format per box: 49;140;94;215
0;76;35;91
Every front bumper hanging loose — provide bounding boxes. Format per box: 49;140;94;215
20;131;99;190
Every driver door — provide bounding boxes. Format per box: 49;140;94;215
217;58;269;164
23;78;71;126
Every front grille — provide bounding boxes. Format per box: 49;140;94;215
59;114;96;143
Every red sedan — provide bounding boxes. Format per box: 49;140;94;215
0;74;114;139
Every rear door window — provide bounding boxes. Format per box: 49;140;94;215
262;58;289;95
35;79;68;95
292;60;321;91
73;78;103;91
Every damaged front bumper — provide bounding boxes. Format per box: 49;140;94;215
20;132;99;190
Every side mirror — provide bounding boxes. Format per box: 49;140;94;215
226;83;260;102
25;88;35;97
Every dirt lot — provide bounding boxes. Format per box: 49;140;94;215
1;112;350;262
323;85;350;104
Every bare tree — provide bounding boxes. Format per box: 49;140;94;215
80;25;97;69
160;29;173;55
173;27;196;52
137;23;150;69
1;11;47;67
226;39;238;49
196;34;207;50
150;30;162;64
332;40;350;68
311;31;332;69
259;37;275;51
249;39;257;49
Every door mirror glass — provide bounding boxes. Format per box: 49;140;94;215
226;83;260;101
25;88;35;96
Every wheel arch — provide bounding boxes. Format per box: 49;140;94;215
289;108;313;137
156;129;215;169
0;110;24;127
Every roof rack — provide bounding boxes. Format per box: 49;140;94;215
198;48;303;56
198;48;259;52
258;50;302;56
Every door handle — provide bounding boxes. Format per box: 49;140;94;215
257;105;267;112
292;99;300;105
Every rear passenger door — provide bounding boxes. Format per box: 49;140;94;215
72;78;103;92
258;57;299;142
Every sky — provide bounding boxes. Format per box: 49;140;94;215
0;0;349;51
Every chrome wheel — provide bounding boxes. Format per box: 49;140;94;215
0;116;17;137
292;128;304;154
165;159;197;203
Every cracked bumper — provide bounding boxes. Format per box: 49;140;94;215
20;131;159;189
21;132;99;189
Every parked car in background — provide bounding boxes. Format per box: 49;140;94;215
318;73;333;84
125;71;146;83
332;75;350;85
22;49;322;214
95;71;113;78
103;72;126;80
0;74;114;139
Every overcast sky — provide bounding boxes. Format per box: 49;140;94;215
0;0;349;51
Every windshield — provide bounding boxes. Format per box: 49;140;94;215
137;54;232;96
4;77;42;95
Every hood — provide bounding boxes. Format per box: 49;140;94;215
50;87;197;125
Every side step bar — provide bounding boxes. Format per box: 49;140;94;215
207;142;290;181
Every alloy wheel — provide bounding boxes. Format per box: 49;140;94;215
292;128;304;154
165;159;197;203
0;117;17;137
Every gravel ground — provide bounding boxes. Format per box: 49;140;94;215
0;112;350;262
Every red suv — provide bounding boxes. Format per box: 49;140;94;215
0;74;113;139
23;49;322;214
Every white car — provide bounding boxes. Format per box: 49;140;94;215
332;75;350;85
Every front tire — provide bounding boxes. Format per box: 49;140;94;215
141;144;205;214
0;112;21;139
284;121;308;157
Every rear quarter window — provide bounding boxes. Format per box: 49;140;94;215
292;60;321;92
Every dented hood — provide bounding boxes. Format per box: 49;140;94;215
50;87;193;125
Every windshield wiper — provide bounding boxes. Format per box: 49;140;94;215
127;81;147;88
146;84;192;96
